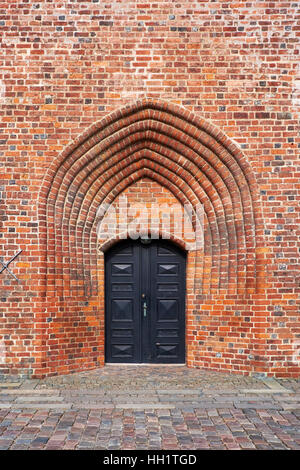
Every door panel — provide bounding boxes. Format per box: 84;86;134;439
150;241;186;363
105;240;186;363
105;241;140;363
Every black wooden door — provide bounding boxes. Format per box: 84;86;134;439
105;239;186;363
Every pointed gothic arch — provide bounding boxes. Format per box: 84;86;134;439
35;98;265;377
39;98;263;296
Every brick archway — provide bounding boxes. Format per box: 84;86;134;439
36;99;265;378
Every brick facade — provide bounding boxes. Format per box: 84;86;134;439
0;1;299;378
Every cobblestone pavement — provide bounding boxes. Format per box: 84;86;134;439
0;366;299;450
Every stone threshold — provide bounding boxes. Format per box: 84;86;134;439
105;363;186;366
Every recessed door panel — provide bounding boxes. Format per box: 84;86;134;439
111;299;133;321
112;263;133;275
157;299;179;322
158;264;179;275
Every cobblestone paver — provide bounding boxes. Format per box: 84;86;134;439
0;366;299;450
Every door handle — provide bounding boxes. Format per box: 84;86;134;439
143;301;147;318
142;293;147;318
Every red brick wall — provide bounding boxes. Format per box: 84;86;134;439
0;1;299;378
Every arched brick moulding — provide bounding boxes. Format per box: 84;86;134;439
36;98;265;378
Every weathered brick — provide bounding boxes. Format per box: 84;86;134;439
0;1;299;380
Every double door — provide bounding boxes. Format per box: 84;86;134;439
105;239;186;363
